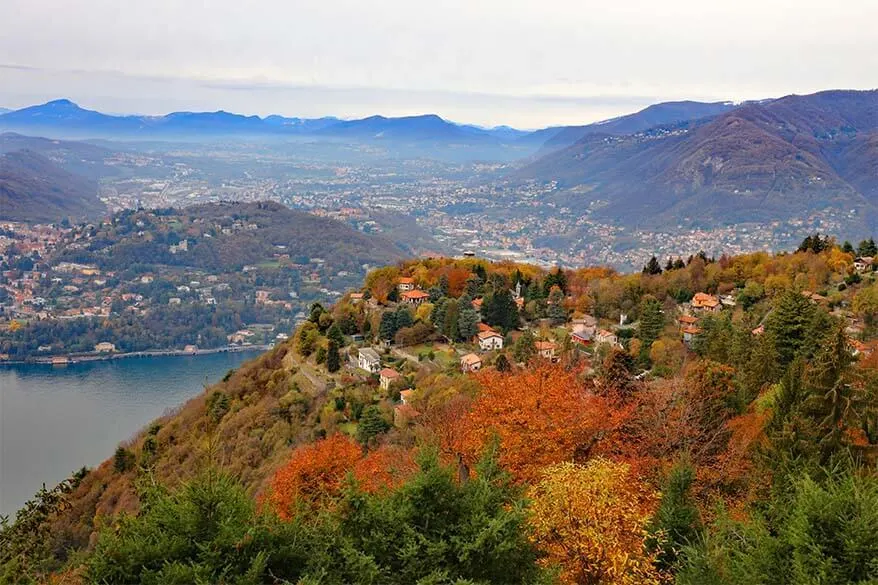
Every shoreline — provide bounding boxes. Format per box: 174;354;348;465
0;344;272;367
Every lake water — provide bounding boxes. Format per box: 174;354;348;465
0;351;262;517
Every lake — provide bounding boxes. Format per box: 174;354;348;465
0;351;262;517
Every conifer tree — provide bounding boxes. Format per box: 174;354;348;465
326;339;341;373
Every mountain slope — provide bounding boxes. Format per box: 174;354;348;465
513;89;878;229
0;149;105;222
520;100;738;151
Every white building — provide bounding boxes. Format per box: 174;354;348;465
358;348;381;374
477;331;504;351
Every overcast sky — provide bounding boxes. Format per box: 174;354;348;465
1;0;876;128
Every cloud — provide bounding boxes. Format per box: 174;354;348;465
1;0;876;126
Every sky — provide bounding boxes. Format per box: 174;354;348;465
1;0;876;128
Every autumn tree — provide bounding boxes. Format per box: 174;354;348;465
295;321;321;357
365;266;399;303
269;433;362;519
351;444;417;493
463;362;623;482
528;459;661;585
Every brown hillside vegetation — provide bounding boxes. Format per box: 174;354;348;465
514;89;878;231
6;236;878;584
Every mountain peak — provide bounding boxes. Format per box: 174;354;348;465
43;99;80;108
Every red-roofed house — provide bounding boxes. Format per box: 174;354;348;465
401;289;430;305
379;368;401;391
691;292;720;312
398;277;416;292
682;325;702;345
535;340;557;360
477;330;504;351
461;353;483;372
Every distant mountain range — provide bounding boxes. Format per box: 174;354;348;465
0;99;520;144
2;90;877;233
0;98;745;151
0;149;105;222
512;89;878;231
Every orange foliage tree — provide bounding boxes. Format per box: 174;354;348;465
528;459;662;585
462;361;627;483
352;444;418;493
268;434;362;519
269;434;418;519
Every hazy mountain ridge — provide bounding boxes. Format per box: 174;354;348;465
0;149;105;222
513;89;878;230
0;98;745;150
529;100;740;152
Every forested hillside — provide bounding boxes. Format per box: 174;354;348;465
0;149;105;222
4;235;878;584
513;89;878;231
54;201;406;273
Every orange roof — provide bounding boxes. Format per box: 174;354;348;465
692;292;719;308
399;389;415;401
478;330;503;340
398;277;415;284
379;368;400;379
752;325;765;335
461;353;482;365
678;315;698;324
682;326;702;335
349;292;364;299
477;323;495;333
401;290;430;299
472;298;483;309
535;341;557;351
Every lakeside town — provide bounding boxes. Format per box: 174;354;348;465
0;216;364;361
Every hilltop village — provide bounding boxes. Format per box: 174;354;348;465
288;236;878;431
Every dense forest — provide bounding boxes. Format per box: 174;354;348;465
3;236;878;584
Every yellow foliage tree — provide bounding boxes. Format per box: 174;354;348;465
528;459;662;585
364;266;399;304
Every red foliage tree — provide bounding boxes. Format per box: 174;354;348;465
268;433;361;519
462;362;627;483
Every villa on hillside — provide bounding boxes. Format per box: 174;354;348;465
401;289;430;305
94;342;116;353
691;292;721;312
535;340;557;360
461;353;483;372
358;348;381;374
594;329;618;347
397;277;416;292
477;330;504;351
855;257;874;273
379;367;401;390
